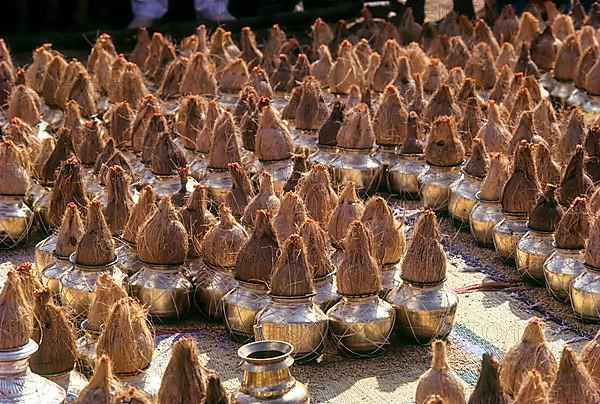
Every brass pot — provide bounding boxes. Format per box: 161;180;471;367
584;96;600;114
386;280;458;344
189;155;208;181
372;145;402;193
254;295;328;363
313;272;341;312
128;263;192;322
327;294;395;358
469;197;504;247
329;148;383;195
308;145;338;167
550;80;575;101
234;340;310;403
380;262;402;298
60;254;126;317
571;264;600;322
388;154;428;198
41;254;71;298
139;171;197;201
493;213;529;262
0;195;34;249
45;369;88;403
259;159;294;196
516;229;555;283
115;239;144;276
120;149;146;178
448;173;482;224
27;182;51;231
223;281;270;343
76;320;100;374
567;88;590;108
0;339;66;403
200;168;233;208
292;129;319;155
539;72;555;94
218;93;239;110
118;370;162;401
241;149;262;178
191;260;238;321
418;164;463;212
81;167;104;202
544;247;585;302
34;233;58;275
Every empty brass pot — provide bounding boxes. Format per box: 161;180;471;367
493;213;529;262
327;294;395;358
329;148;382;195
516;229;555;283
0;195;34;249
544;247;585;302
192;260;238;322
223;281;270;343
469;196;504;247
448;173;482;224
570;264;600;322
418;164;463;212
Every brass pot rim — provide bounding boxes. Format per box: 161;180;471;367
459;170;484;181
0;339;38;361
340;292;380;301
336;146;374;154
525;225;555;235
375;144;401;151
314;272;336;283
501;212;529;219
425;161;464;169
69;253;119;270
203;261;235;272
552;242;585;252
399;278;447;287
51;251;71;262
268;293;315;301
139;261;185;270
238;340;294;363
474;192;500;203
39;367;76;378
235;279;269;290
80;320;102;337
398;153;424;159
584;263;600;273
0;193;27;199
315;144;337;150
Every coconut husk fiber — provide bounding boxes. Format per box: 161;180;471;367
76;355;114;404
328;182;364;247
235;209;279;284
409;73;426;115
0;270;34;350
559;145;594;207
271;55;293;93
176;95;204;150
93;139;115;176
158;57;187;99
242;172;280;227
400;112;424;155
76;200;116;266
528;184;563;232
123;185;156;244
151;133;187;176
425;115;465;167
591;187;600;217
362;196;405;265
56;59;86;109
240;26;263;67
317;100;344;147
270;234;314;297
458;97;483;152
312;44;333;86
225;162;255;218
479;152;510;201
77;119;105;166
156;337;208;404
352;39;371;71
30;288;77;375
423;85;461;124
477;101;511;153
291;53;311;85
240;97;267;151
0;61;14;107
513;370;549;404
585;126;600;183
530;25;559;69
533;143;561;187
121;63;149;108
466;43;497;89
297;164;338;228
8;84;41;127
4;117;37;152
514;43;540;79
547;346;600;403
206;374;230;404
98;151;134;186
283;152;308;193
574;46;598;90
96;297;154;375
48;158;89;228
233;86;257;125
554;34;581;81
274;192;307;244
180;185;216;258
0;140;29;196
114;387;152;404
533;99;560;148
508;111;542;156
141;113;167;164
41;54;67;107
501;141;540;214
249;66;273;98
373;86;407;146
136;197;188;265
14;262;43;309
554;197;590;250
93;49;115;95
108;55;126;103
255;105;294;161
415;340;466;404
104;166;134;236
493;5;518;42
68;72;97;117
55;202;85;258
295;77;328;131
336;103;374;150
463;138;488;179
558;107;586;164
401;210;447;285
88;272;127;333
63;100;84;145
585;213;600;268
197;99;221;154
445;67;466;95
299;218;335;279
336;220;380;296
219;58;249;93
586;58;600;96
131;96;160;153
201;204;248;268
208;112;242;170
498;317;557;396
372;39;401;92
468;353;510;404
328;40;365;94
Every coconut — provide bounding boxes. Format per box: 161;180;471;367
558;108;586;164
372;39;400;92
0;140;29;196
130;27;150;68
235;210;279;284
284;152;308;193
445;67;465;95
92;139;116;178
56;59;85;108
364;53;381;88
140;113;167;163
30;288;77;375
233;87;257;125
585;126;600;182
311;45;333;86
263;24;287;61
77;119;105;166
226;162;255;218
533;99;560;147
68;72;97;117
591;187;600;215
147;40;176;84
208;111;242;170
408;73;426;115
0;270;33;350
63;100;84;145
239;26;262;68
499;317;557;395
317;101;343;147
399;111;424;155
25;44;52;92
362;196;405;265
468;353;510;404
311;17;334;53
463;139;488;179
465;43;497;89
458;97;483;151
547;346;600;403
49;158;89;228
581;328;600;388
120;63;148;108
571;0;587;28
533;143;560;186
552;14;574;41
398;8;422;44
156;337;208;404
508;88;533;128
269;234;314;297
438;10;460;36
424;85;461;123
14;67;26;86
76;355;114;404
528;184;563;232
93;49;115;95
496;42;518;69
201;204;248;268
493;5;518;42
12;263;41;313
513;370;549;404
586;59;600;95
423;59;449;93
327;182;364;247
274;192;307;244
108;55;127;103
372;86;407;146
98;151;133;186
297;164;338;228
477;101;510;153
180;185;216;258
108;101;134;149
87;272;127;333
391;56;414;99
255;105;294;161
208;28;231;69
554;197;590;250
218;58;249;93
88;34;117;73
508;111;543;154
197;99;220;154
206;374;229;404
554;34;581;81
277;38;302;66
114;387;152;404
514;44;540;79
151;133;187;176
249;66;273;98
270;55;293;93
75;200;115;266
0;61;14;108
425;116;465;167
559;146;594;207
295;78;329;130
336;103;374;149
180;52;217;97
575;46;599;90
488;65;512;104
103;166;133;236
96;297;154;375
123;186;156;244
242;172;280;227
415;340;466;404
0;38;13;72
501;141;540;214
8;84;41;127
336;220;380;295
329;40;364;94
298;219;334;280
157;57;187;99
586;211;600;268
427;34;450;62
292;53;311;85
479;153;510;202
55;202;84;258
223;31;241;60
344;85;362;112
278;84;300;120
40;128;74;185
40;54;67;107
587;2;600;27
4;118;37;155
353;39;372;71
445;37;470;69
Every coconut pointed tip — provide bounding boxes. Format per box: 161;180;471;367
339;182;360;204
414;210;440;240
431;340;448;370
218;203;235;227
522;317;546;343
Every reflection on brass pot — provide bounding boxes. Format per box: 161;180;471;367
492;213;529;262
45;369;88;403
448;173;481;224
386;280;458;344
190;156;207;181
139;172;197;202
329;148;382;195
327;294;395;358
76;320;100;375
469;197;504;247
308;145;338;167
128;263;192;322
544;247;585;302
292;129;319;155
380;262;402;298
571;264;600;322
418;164;463;212
34;234;58;275
0;196;34;249
241;149;261;178
191;260;238;321
388;154;428;198
583;96;600;114
223;281;270;343
200;168;233;208
516;229;555;283
372;146;402;193
218;93;239;111
115;239;144;276
313;273;340;312
259;159;294;196
119;370;162;401
550;81;575;101
28;183;51;232
234;340;310;403
255;295;328;363
41;254;71;298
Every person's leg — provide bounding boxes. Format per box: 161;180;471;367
129;0;168;28
452;0;475;18
195;0;235;21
